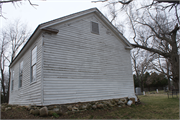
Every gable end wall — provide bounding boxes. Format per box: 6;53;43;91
42;14;135;105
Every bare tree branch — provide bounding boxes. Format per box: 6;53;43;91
131;44;170;58
125;9;138;44
175;5;180;25
0;0;41;17
0;0;21;4
135;20;173;45
92;0;108;3
154;0;180;4
169;23;180;35
28;0;38;6
92;0;180;5
118;0;133;4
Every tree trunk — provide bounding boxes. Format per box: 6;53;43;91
136;74;142;92
137;75;141;88
1;68;6;103
169;28;179;89
170;55;179;89
167;76;171;91
140;76;144;92
7;60;12;104
166;60;171;90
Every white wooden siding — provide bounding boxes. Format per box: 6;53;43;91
43;14;134;105
9;36;43;105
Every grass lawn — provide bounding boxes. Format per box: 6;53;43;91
71;93;179;119
1;93;179;119
132;94;179;119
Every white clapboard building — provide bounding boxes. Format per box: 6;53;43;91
9;8;136;105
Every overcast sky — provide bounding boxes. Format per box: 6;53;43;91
0;0;136;45
0;0;105;31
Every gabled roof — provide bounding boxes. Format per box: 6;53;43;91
10;7;132;67
38;7;132;48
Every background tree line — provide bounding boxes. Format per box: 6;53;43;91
133;72;169;92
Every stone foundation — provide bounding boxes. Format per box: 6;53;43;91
25;97;139;116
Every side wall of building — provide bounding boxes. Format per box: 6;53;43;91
42;13;135;105
9;35;43;105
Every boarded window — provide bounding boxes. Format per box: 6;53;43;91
31;46;37;83
19;61;23;88
91;22;99;34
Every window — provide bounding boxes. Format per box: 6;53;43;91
91;22;99;34
11;70;14;91
19;61;23;88
31;46;37;82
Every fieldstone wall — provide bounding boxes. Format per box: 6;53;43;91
23;97;140;117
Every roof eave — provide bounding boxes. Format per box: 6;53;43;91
93;9;133;48
39;8;98;29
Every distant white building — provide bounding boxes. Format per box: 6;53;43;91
9;8;136;105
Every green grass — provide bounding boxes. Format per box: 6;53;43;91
67;93;179;119
132;94;179;119
52;112;59;118
2;92;179;119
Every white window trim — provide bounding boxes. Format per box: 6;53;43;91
11;70;14;91
31;46;37;83
19;60;23;89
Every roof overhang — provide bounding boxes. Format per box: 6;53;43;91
41;27;59;34
9;26;59;68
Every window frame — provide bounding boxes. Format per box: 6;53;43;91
31;46;37;83
11;70;14;91
91;21;99;35
19;60;23;88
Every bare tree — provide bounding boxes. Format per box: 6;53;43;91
0;0;45;18
104;2;125;34
92;0;180;6
0;0;38;4
0;30;10;103
7;20;31;61
131;49;141;89
129;4;179;89
131;48;155;92
94;0;180;89
1;19;31;103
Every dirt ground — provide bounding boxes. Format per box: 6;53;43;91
1;104;131;119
